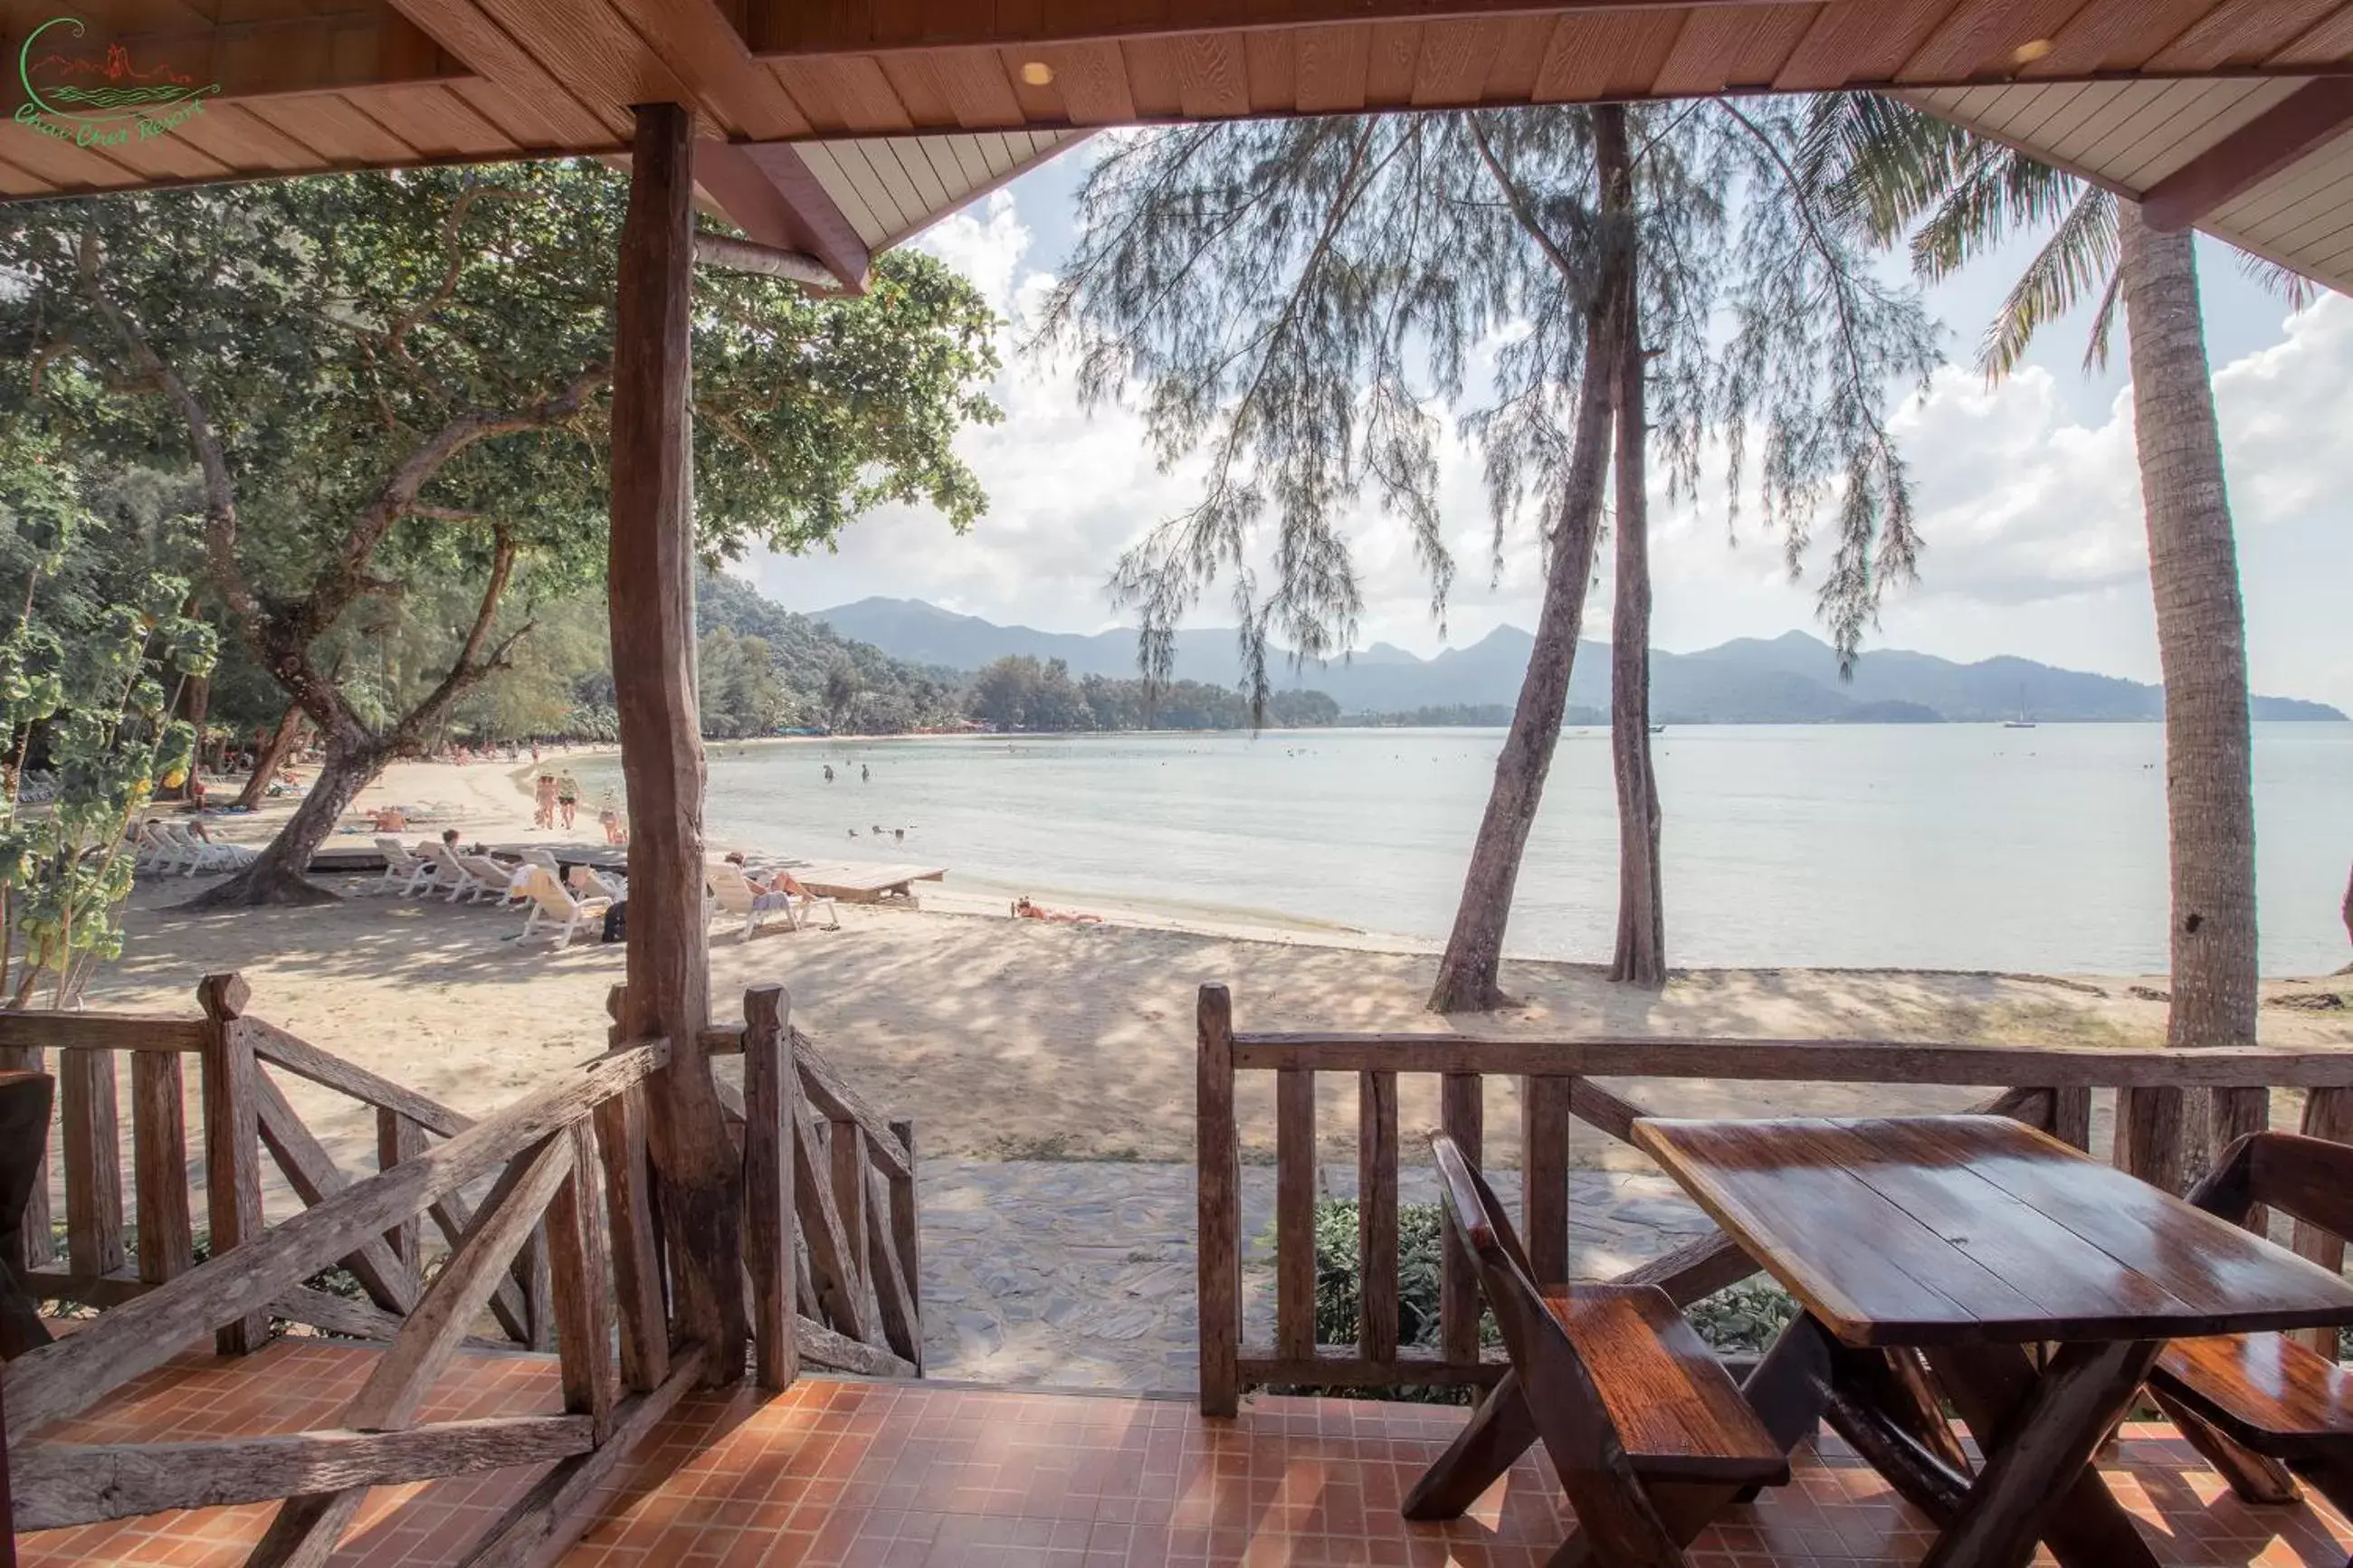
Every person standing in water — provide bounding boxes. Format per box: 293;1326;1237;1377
823;765;834;784
861;764;871;783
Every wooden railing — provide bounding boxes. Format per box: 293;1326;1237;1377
698;989;923;1378
1;976;923;1564
1195;982;2353;1416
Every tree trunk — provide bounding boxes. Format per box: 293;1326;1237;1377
232;704;306;812
2115;203;2258;1190
2340;860;2351;963
1607;264;1665;989
1429;104;1634;1014
181;730;383;908
608;102;747;1382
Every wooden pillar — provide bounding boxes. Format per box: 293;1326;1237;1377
608;100;745;1383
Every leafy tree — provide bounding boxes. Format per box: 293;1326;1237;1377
0;162;1000;902
0;439;213;1005
1805;96;2314;1182
1042;105;1933;1009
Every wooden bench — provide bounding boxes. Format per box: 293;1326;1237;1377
1402;1134;1786;1566
2152;1129;2353;1519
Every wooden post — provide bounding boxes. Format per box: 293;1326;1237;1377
827;1117;874;1343
593;1082;669;1392
59;1048;124;1279
2050;1086;2093;1152
130;1051;195;1283
1522;1075;1572;1286
197;973;266;1354
0;1043;52;1270
2292;1086;2353;1357
1196;984;1240;1417
2116;1086;2190;1194
1439;1071;1483;1368
608;99;745;1383
546;1122;619;1441
377;1109;425;1272
742;984;797;1391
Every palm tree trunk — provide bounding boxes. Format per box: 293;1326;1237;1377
2113;203;2259;1191
1608;279;1665;988
1429;104;1634;1013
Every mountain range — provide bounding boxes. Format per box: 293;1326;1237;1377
809;597;2347;725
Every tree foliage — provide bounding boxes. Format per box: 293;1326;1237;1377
1037;105;1939;705
0;161;1002;897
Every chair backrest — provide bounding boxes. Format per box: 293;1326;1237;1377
2195;1130;2353;1241
707;862;752;911
462;851;514;884
522;849;559;870
429;840;470;875
376;836;419;867
520;865;580;917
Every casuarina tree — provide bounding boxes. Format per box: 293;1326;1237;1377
1042;104;1935;1010
1805;95;2316;1184
0;161;1000;904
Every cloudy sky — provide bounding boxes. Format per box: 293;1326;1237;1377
738;140;2353;714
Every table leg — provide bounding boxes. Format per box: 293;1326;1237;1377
1923;1340;2165;1568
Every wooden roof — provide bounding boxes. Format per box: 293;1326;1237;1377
4;0;2349;290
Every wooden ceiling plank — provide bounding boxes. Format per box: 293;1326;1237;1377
1776;0;1949;90
790;142;888;249
2015;77;2135;145
1119;36;1186;117
0;154;57;196
1898;0;2102;84
2020;0;2222;77
2243;170;2353;247
1532;12;1688;101
601;0;813;139
1409;17;1506;106
0;128;144;193
769;55;916;133
1294;23;1370;110
1361;19;1424;102
2146;0;2343;72
2205;127;2353;226
1650;4;1814;96
876;52;959;123
1019;41;1138;124
349;81;516;158
889;137;953;213
245;93;421;165
389;0;625;143
1479;15;1561;100
167;100;319;172
1170;33;1253;117
2144;81;2353;226
2110;76;2287;185
2264;2;2353;68
1243;27;1298;113
2041;75;2169;156
83;122;234;183
2072;77;2224;169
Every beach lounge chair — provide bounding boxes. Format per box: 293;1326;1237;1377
132;822;182;876
517;866;610;946
708;860;837;939
568;864;625;903
376;836;428;893
423;840;493;903
460;851;529;908
155;822;252;876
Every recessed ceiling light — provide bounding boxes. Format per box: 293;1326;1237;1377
1020;60;1055;87
2010;37;2054;65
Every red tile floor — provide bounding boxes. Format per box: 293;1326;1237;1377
15;1340;2352;1567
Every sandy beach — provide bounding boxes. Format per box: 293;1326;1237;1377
82;755;2352;1179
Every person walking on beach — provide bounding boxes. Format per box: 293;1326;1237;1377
861;764;871;783
823;765;834;784
556;773;580;831
533;774;557;830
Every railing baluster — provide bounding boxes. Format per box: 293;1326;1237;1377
1357;1069;1398;1365
1275;1065;1317;1363
887;1117;922;1373
198;973;266;1354
594;1082;669;1391
2051;1087;2092;1151
828;1117;874;1343
130;1050;193;1283
2291;1086;2353;1358
0;1041;55;1269
743;984;797;1391
1196;984;1241;1417
59;1047;124;1281
378;1109;425;1271
1521;1075;1572;1287
546;1122;619;1440
1439;1070;1483;1370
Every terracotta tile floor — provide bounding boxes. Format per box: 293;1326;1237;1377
14;1340;2352;1566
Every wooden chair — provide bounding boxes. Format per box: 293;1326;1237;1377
1404;1135;1787;1566
2150;1130;2353;1520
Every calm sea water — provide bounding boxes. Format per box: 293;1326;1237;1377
577;724;2353;974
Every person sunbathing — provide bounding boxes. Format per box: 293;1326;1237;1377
724;851;814;900
1012;896;1100;925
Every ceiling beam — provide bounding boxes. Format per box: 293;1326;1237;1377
748;0;1772;55
693;139;870;291
2142;79;2353;232
692;230;836;290
5;11;458;107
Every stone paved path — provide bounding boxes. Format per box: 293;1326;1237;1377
912;1159;1715;1391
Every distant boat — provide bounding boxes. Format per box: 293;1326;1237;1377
2004;682;2036;728
1648;724;1666;735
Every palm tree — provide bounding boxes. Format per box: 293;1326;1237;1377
1807;97;2314;1188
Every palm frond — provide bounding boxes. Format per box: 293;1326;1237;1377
2234;248;2320;311
1978;185;2118;379
2081;266;2122;374
1798;94;1977;242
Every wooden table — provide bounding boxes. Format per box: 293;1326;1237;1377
1634;1114;2353;1568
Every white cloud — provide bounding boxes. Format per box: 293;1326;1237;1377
746;170;2353;713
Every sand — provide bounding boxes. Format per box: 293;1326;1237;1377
95;755;2353;1177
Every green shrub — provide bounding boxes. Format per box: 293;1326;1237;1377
1292;1197;1806;1401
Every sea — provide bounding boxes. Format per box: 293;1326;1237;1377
574;723;2353;975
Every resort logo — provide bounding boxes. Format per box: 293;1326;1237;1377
16;16;218;148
